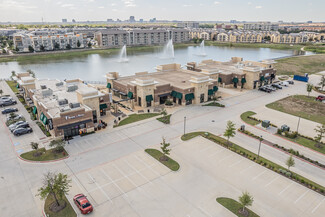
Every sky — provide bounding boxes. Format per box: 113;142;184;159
0;0;324;23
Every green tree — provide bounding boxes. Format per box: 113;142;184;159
11;71;16;78
40;45;45;52
30;142;39;151
0;89;3;96
223;120;236;144
306;83;313;96
27;69;35;78
49;139;65;153
77;40;81;48
319;75;325;91
239;191;254;214
15;46;19;52
2;48;6;54
285;155;295;170
38;172;71;207
87;42;92;47
54;42;60;50
314;124;325;147
160;137;171;161
66;44;71;49
160;108;168;122
28;45;34;53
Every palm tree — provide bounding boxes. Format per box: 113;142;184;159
239;191;254;214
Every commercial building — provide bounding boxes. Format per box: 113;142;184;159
13;32;86;52
16;73;110;138
95;28;190;47
244;22;279;31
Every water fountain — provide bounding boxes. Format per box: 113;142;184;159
161;39;175;59
118;45;129;62
197;40;207;56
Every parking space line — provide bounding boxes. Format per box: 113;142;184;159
134;155;161;176
278;183;294;195
113;163;138;188
218;153;233;163
265;176;279;187
87;173;113;204
199;144;215;153
252;170;267;181
312;198;325;213
124;159;153;186
100;168;128;198
228;159;244;168
198;207;212;217
239;164;256;174
294;190;310;204
207;149;225;158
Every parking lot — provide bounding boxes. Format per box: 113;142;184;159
66;136;325;217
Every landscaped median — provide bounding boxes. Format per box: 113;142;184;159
115;113;160;127
157;114;172;124
44;194;76;217
181;132;325;195
240;111;277;127
145;149;180;171
216;197;259;217
20;147;68;162
202;102;225;107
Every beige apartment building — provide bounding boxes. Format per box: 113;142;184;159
17;73;110;138
95;28;190;47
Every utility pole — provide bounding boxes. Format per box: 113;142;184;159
296;116;301;134
183;116;186;136
257;135;263;160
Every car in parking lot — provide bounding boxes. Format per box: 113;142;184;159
316;95;325;102
288;80;294;85
271;83;282;89
8;121;28;131
73;194;93;214
0;96;13;101
13;127;33;136
279;81;289;87
6;114;23;121
265;85;276;91
259;86;271;93
10;122;30;132
0;99;17;107
1;107;18;114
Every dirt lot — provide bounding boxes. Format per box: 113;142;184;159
275;54;325;76
266;95;325;124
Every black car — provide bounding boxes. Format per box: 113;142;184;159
271;83;282;89
259;86;271;93
288;80;294;85
2;107;18;114
0;99;17;107
13;127;33;136
10;122;29;132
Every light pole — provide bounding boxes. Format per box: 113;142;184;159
184;116;186;136
296;116;301;134
257;135;263;160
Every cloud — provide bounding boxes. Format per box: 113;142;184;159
214;1;220;5
122;0;136;7
61;4;74;8
0;0;38;11
111;3;117;6
98;6;105;9
255;5;262;9
183;4;192;7
248;2;252;5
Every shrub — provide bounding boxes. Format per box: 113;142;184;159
165;100;173;106
277;128;282;134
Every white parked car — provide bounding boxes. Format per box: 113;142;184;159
279;81;289;87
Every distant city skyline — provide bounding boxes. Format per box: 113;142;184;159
0;0;324;23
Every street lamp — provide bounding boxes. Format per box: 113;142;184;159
183;116;186;136
257;135;263;160
296;116;301;134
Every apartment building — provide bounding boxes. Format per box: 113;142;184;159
176;22;200;29
16;73;110;138
13;33;86;52
244;22;279;31
95;28;190;47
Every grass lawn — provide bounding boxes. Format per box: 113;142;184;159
240;111;260;125
202;102;225;107
20;148;68;161
145;149;180;171
182;131;325;193
275;54;325;76
266;95;325;124
6;80;19;93
157;114;172;124
44;194;76;217
204;41;303;50
278;135;325;155
116;113;160;127
217;197;259;217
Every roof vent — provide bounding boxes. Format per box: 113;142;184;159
69;102;80;109
58;99;68;106
67;84;78;92
40;85;47;89
55;82;64;86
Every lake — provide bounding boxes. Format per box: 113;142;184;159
0;45;305;81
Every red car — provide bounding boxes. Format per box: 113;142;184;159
73;194;93;214
316;95;325;102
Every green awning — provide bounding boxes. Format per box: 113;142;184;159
171;90;177;97
146;95;153;102
176;92;183;99
100;104;108;109
16;84;19;88
127;91;133;99
185;93;195;101
213;86;218;92
208;89;214;95
218;77;222;83
241;78;247;83
42;115;48;125
40;112;44;121
106;83;111;89
232;77;239;83
260;76;265;81
32;106;37;114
